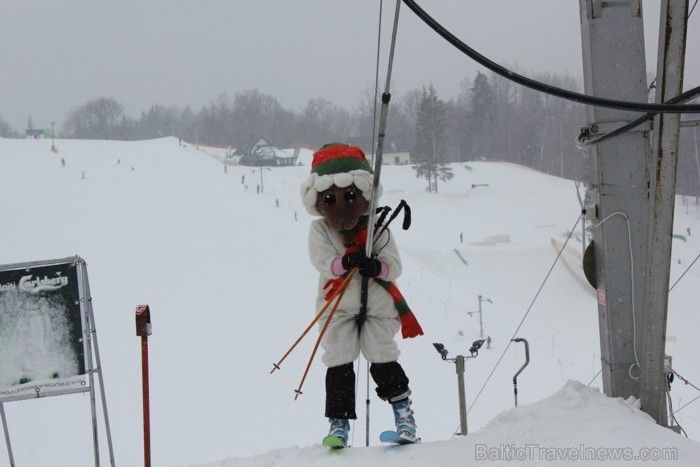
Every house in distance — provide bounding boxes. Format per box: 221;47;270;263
230;136;298;167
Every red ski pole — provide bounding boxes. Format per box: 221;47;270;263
294;268;356;400
135;305;152;467
270;268;357;374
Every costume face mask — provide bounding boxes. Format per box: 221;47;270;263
315;184;369;231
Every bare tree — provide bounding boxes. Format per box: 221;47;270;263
0;115;17;138
296;98;352;148
62;97;125;139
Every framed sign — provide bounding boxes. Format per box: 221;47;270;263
0;258;88;402
0;256;115;466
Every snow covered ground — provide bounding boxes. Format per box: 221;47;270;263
0;137;698;466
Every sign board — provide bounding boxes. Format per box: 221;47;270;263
0;258;88;402
25;129;52;139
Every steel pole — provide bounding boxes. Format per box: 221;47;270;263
0;403;15;467
136;305;152;467
579;0;651;402
455;356;468;436
141;335;151;467
641;0;688;426
477;295;484;339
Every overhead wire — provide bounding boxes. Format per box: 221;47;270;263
577;86;700;149
668;367;700;436
402;0;700;114
464;214;583;419
356;0;403;447
675;394;700;414
369;0;384;165
671;368;700;393
581;0;700;149
668;251;700;292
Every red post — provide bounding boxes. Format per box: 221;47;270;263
135;305;152;467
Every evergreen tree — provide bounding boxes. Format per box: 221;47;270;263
469;71;496;159
412;84;453;193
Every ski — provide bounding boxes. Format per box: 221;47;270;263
379;430;419;445
322;435;347;449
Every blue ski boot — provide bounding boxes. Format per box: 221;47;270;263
323;418;349;448
391;397;418;442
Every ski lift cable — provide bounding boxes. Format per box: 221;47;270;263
365;0;402;254
358;0;401;447
666;390;689;437
465;214;583;418
587;369;603;387
357;0;386;447
577;86;700;149
675;394;700;414
402;0;700;114
369;0;384;166
668;251;700;292
669;367;700;426
671;368;700;393
622;0;700;147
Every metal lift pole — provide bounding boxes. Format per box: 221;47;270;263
641;0;688;427
580;0;688;427
512;338;530;407
455;356;468;436
579;0;651;402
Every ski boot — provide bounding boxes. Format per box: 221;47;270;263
391;397;418;442
323;418;349;448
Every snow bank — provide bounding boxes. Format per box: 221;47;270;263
191;381;700;467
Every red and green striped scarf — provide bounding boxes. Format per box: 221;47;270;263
323;217;423;339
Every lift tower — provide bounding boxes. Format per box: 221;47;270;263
642;0;687;426
580;0;687;426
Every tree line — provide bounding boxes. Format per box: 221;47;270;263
1;68;698;196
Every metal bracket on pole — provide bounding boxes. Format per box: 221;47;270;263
512;338;530;407
136;305;152;467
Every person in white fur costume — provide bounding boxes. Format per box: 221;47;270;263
300;143;423;447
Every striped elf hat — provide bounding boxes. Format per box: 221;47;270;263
300;143;382;216
311;142;373;176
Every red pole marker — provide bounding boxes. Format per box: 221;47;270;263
135;305;152;467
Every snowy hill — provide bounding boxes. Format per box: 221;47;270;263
191;381;700;467
0;137;699;466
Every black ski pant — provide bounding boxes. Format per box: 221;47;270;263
325;361;410;419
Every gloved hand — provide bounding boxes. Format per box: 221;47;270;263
342;251;382;278
357;256;382;277
341;251;364;270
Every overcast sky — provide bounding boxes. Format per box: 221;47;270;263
1;0;698;133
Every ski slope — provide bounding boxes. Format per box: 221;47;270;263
0;137;698;466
